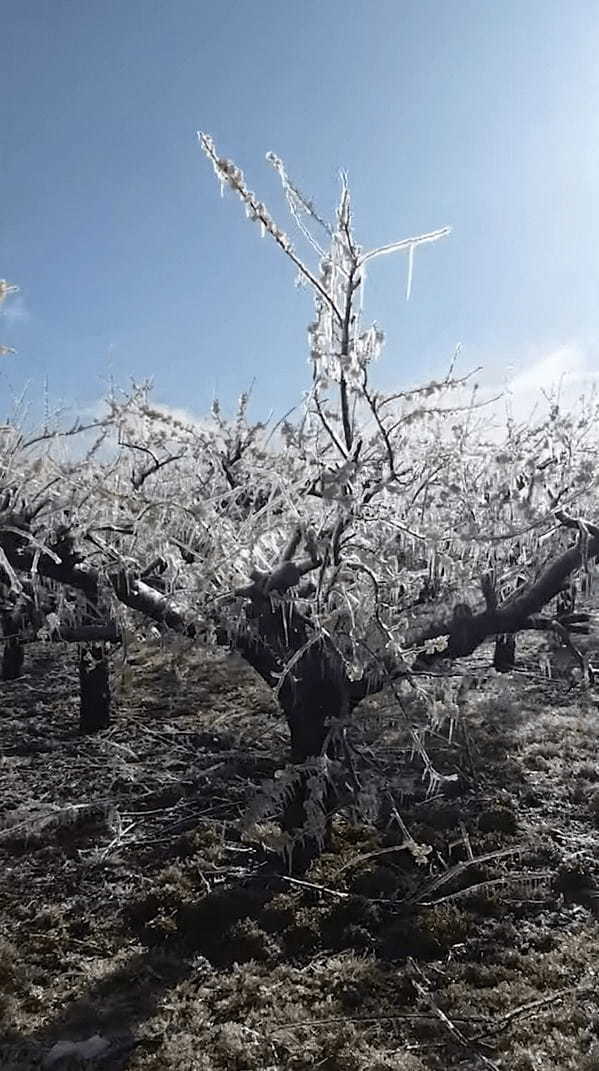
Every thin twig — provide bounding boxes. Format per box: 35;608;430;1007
280;875;349;898
468;985;590;1043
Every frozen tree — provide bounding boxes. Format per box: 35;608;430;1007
1;141;598;863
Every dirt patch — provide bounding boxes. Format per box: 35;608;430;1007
1;638;598;1068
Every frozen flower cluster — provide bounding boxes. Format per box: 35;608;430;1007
199;133;292;250
198;135;450;406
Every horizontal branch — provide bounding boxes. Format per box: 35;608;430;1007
0;515;199;638
406;519;599;659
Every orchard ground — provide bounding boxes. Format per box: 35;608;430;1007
1;633;599;1070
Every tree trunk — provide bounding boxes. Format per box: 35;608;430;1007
278;642;350;866
2;636;24;680
233;599;350;871
494;634;516;673
79;643;111;733
1;608;26;681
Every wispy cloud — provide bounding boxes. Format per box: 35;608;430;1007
0;293;30;325
151;401;209;428
458;341;599;433
78;396;213;437
500;342;599;423
508;342;596;392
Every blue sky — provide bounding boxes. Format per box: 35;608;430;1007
2;1;599;426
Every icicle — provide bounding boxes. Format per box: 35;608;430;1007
406;242;415;301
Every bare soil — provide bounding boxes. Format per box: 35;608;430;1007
1;636;598;1070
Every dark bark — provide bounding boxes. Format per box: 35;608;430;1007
493;634;516;673
1;605;28;681
404;525;599;662
79;644;111;733
233;596;350;869
233;597;350;759
2;636;24;680
0;514;196;637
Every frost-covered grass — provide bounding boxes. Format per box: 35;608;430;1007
1;640;598;1069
